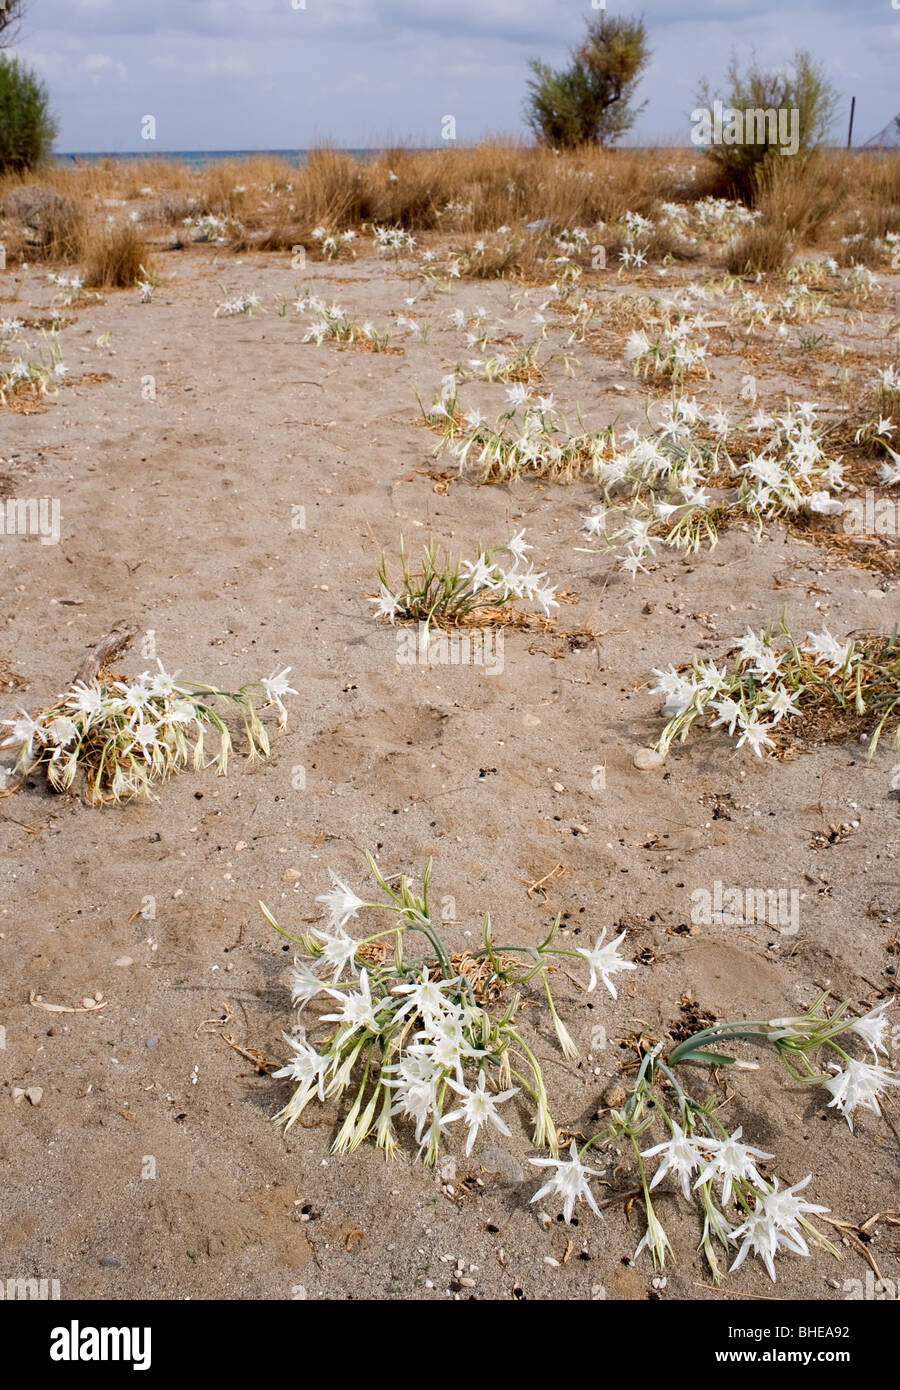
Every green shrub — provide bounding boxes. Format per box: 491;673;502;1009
0;54;58;173
526;17;650;149
695;50;839;201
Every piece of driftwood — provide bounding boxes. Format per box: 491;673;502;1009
73;620;138;686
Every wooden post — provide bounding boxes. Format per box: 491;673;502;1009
847;96;856;150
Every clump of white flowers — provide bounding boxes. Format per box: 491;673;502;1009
264;856;635;1164
296;294;392;351
425;386;616;482
625;312;710;384
0;660;295;804
0;330;67;406
184;213;229;243
567;991;896;1283
454;338;545;384
47;271;85;305
310;226;356;260
579;398;847;572
651;620;900;759
214;291;265;317
371;223;417;257
371;530;560;632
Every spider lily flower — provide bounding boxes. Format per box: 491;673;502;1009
0;710;45;759
802;627;858;675
735;710;776;758
530;1141;603;1224
847;1000;893;1059
692;1128;774;1205
444;1073;518;1155
310;926;360;984
321;969;384;1039
315;871;368;930
370;584;402;624
577;928;636;998
641;1122;705;1199
289;961;335;1012
730;1176;829;1282
272;1033;328;1101
821;1059;900;1130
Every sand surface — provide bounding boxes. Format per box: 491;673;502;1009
1;228;899;1301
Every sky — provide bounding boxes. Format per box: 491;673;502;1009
6;0;900;154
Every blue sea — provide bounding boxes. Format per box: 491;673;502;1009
55;149;412;167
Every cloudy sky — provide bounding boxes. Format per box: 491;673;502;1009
8;0;899;153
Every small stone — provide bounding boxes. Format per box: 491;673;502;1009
114;956;133;967
553;782;565;793
633;747;665;771
438;1155;457;1183
25;1086;43;1106
98;1255;121;1268
283;868;302;882
235;841;248;852
145;1037;159;1048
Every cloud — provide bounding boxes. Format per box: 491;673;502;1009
9;0;899;153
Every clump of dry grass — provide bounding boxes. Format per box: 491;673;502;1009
725;153;840;274
0;183;84;260
82;222;153;288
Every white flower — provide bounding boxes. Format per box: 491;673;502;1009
316;871;367;929
730;1176;828;1282
507;529;532;563
142;658;183;698
650;666;697;717
44;715;79;748
641;1122;704;1199
321;968;383;1038
693;1127;773;1205
581;508;607;538
290;961;335;1012
390;969;456;1024
272;1033;328;1100
765;684;801;724
261;667;297;714
634;1201;673;1268
0;709;44;758
311;926;360;983
63;680;105;723
735;710;776;758
461;554;499;593
807;490;843;516
709;696;742;736
577;927;635;998
530;1140;603;1223
625;329;650;364
369;584;402;624
444;1073;518;1155
802;627;856;675
847;1000;893;1059
734;627;767;665
821;1058;900;1130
